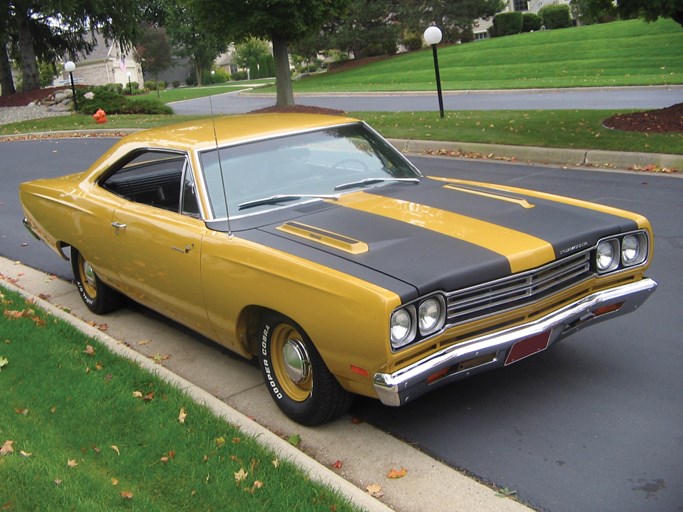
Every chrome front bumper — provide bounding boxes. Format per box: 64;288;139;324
373;278;657;407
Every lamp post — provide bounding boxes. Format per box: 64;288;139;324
423;26;444;119
64;61;77;112
127;71;132;95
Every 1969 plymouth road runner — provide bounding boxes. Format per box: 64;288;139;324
20;114;657;425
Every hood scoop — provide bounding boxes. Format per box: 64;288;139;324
277;221;369;254
442;183;535;209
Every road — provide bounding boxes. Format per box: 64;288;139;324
170;86;683;115
2;138;682;512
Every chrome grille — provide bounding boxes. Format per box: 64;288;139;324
446;251;592;325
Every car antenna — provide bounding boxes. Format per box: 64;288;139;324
209;95;232;236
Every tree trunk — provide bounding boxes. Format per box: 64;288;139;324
0;39;16;96
15;9;40;91
272;35;294;107
195;61;203;86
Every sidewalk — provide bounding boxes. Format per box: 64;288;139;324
0;257;532;512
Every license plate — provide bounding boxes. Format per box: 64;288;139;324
505;331;551;366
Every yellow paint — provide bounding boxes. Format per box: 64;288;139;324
277;221;369;254
442;184;535;209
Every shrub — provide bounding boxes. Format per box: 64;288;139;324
403;33;423;51
121;98;172;114
172;80;181;88
492;11;524;36
539;4;572;29
522;12;542;32
75;86;172;115
231;70;248;81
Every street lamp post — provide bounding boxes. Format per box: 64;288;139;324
127;71;132;95
64;61;77;112
423;26;444;119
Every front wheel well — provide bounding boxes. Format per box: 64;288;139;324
237;305;279;357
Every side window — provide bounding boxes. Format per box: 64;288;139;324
101;150;188;213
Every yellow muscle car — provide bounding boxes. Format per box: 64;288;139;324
20;114;657;425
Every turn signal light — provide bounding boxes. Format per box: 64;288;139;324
592;302;624;317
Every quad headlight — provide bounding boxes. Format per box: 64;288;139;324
595;230;649;274
621;233;647;266
390;294;446;350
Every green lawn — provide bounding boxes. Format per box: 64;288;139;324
357;110;683;155
0;285;361;512
288;19;682;92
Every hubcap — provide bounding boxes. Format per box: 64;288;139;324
282;339;311;383
271;324;314;402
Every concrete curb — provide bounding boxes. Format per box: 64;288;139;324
0;274;394;512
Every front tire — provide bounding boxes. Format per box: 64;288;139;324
71;248;123;314
258;313;352;425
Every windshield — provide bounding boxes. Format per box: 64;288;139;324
199;122;420;219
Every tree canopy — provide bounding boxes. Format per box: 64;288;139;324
1;0;144;92
617;0;683;26
195;0;351;106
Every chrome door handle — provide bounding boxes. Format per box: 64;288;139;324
171;244;194;254
111;222;127;232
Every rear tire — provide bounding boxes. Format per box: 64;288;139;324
71;248;124;314
258;313;352;425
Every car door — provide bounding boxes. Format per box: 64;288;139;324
100;150;211;334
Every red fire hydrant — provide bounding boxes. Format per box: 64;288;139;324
92;109;107;124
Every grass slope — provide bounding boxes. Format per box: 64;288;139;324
292;19;683;92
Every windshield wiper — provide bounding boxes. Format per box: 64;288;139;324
334;177;420;191
238;194;340;211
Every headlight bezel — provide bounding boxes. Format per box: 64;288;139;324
390;293;446;351
595;230;650;275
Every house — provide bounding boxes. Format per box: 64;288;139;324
55;32;144;89
473;0;572;40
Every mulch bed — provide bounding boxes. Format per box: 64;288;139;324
603;103;683;133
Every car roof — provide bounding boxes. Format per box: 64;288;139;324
119;113;361;152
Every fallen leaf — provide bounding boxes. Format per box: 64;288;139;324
67;459;78;468
142;392;154;402
287;434;301;447
111;445;120;456
331;460;343;469
366;483;384;498
0;440;14;456
0;357;8;370
160;456;169;464
54;479;62;486
271;459;280;468
83;345;95;356
215;437;226;447
234;468;248;484
132;391;143;398
15;408;28;415
120;491;133;499
138;339;152;345
232;437;241;444
20;451;32;457
178;408;187;424
387;467;408;479
111;478;119;486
